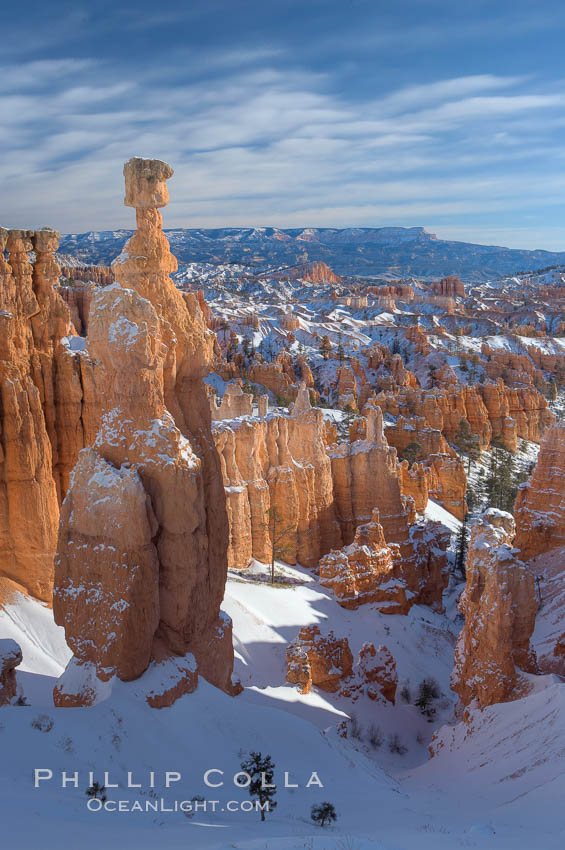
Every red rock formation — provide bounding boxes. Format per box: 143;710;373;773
56;282;96;335
296;354;314;387
384;414;467;519
452;509;537;709
195;289;216;329
430;275;465;298
481;344;537;385
59;264;113;286
479;380;554;451
0;228;62;601
257;394;269;417
214;407;342;569
270;261;341;285
210;381;253;420
53;158;236;705
400;461;429;513
0;639;22;705
286;625;353;694
515;424;565;560
405;325;431;355
329;408;450;609
354;643;397;703
319;508;405;612
376;379;551;455
337;365;358;410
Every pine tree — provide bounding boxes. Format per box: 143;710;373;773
239;752;277;822
336;333;345;364
86;781;107;803
485;439;526;512
401;441;423;467
414;678;440;718
311;801;337;828
454;418;481;472
486;439;513;511
455;512;469;579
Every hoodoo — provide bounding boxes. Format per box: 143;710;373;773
452;509;537;709
52;159;237;706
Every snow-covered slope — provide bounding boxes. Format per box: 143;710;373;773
2;544;565;848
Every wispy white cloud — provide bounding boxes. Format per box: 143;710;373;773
2;51;565;249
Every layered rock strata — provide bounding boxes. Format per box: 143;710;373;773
53;158;236;705
452;509;537;708
214;406;341;569
515;423;565;560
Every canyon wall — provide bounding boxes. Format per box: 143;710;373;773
452;509;537;709
514;423;565;560
0;227;97;601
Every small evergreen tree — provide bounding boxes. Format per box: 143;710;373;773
86;781;107;803
336;333;345;364
239;752;277;822
454;419;481;472
401;441;423;467
414;678;440;719
311;801;337;828
454;512;469;579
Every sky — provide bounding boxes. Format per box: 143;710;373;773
2;0;565;249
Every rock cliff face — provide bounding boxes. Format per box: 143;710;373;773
214;407;342;569
329;408;450;610
376;380;553;454
452;509;537;709
56;281;96;335
479;380;554;451
0;226;84;601
210;381;253;420
214;403;450;611
53;159;236;706
384;414;467;519
337;365;358;410
0;639;22;705
430;275;465;297
514;424;565;560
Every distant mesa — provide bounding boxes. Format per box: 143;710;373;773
58;226;565;281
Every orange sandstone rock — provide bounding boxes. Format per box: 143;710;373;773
515;423;565;560
0;639;22;705
319;508;406;612
452;509;537;709
286;625;353;694
53;159;237;705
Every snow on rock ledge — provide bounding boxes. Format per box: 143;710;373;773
452;508;538;709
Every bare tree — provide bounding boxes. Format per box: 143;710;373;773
265;504;296;585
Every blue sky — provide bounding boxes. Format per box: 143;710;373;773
2;0;565;248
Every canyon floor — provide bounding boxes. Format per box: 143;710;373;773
1;502;564;850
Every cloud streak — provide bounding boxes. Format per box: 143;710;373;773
2;14;565;250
